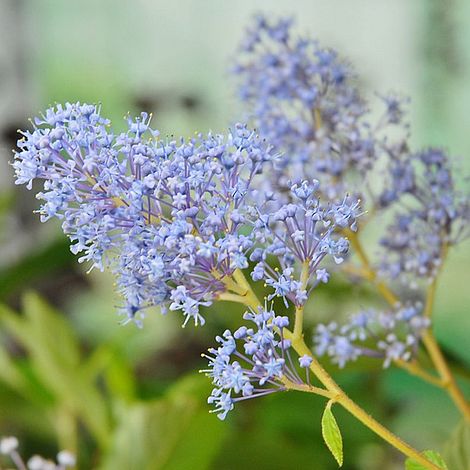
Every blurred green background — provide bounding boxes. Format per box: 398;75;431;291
0;1;469;469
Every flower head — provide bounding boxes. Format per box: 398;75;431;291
313;303;429;368
249;179;360;306
13;103;274;326
234;14;408;201
379;148;470;284
202;305;310;419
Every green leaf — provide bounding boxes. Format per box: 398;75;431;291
0;295;112;447
23;291;81;367
0;238;74;300
444;420;470;470
104;350;137;402
100;374;228;470
0;339;29;390
405;450;448;469
321;402;343;467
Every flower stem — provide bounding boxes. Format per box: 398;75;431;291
422;330;470;421
345;229;470;420
394;358;445;387
293;261;310;339
345;228;398;306
282;377;334;400
228;270;440;469
285;332;440;470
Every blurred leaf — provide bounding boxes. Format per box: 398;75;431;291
0;302;34;346
0;294;112;447
382;369;458;449
0;342;29;390
444;420;470;470
104;357;137;402
322;402;343;467
0;237;75;300
101;374;227;470
405;450;448;469
0;191;14;216
23;291;81;367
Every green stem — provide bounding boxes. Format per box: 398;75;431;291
346;230;470;420
345;228;398;306
227;270;439;469
293;261;310;339
422;331;470;421
286;332;440;470
421;269;470;421
282;377;335;400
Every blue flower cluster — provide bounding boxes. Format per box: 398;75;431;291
13;103;361;327
234;14;470;291
202;306;312;419
379;148;470;284
12;14;470;421
249;179;360;306
13;103;276;326
234;14;407;201
313;303;429;368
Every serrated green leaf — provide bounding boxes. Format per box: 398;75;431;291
321;402;343;467
405;450;448;469
444;420;470;470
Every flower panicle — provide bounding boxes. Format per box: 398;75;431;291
233;14;409;202
13;102;277;327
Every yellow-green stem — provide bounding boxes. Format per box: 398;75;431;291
418;245;470;421
227;270;439;469
313;108;323;130
293;261;310;339
422;331;470;421
345;229;398;306
346;230;470;420
394;359;444;388
287;333;440;470
218;269;262;308
218;292;252;304
281;377;334;400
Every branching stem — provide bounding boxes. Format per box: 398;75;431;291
224;269;440;470
345;229;470;421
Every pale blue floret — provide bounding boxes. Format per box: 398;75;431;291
298;354;313;368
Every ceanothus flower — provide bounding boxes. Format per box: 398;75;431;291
248;179;361;306
201;306;311;419
234;13;469;293
13;102;275;326
379;148;470;284
233;14;408;201
313;303;429;368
